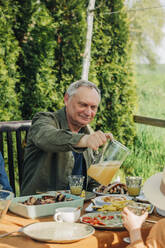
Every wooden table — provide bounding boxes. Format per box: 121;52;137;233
0;201;162;248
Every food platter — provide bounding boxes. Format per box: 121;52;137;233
80;212;124;230
9;192;84;219
93;182;128;196
21;222;95;243
86;198;154;214
95;194;131;206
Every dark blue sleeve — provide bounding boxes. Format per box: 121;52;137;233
0;152;13;192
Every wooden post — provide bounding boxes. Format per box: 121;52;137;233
81;0;96;81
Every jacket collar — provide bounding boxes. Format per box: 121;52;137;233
56;107;69;130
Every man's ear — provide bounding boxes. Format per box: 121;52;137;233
64;93;69;106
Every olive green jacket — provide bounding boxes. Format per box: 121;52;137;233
21;108;99;196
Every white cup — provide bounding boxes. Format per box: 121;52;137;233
53;207;81;223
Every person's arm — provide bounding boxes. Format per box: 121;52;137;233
29;113;85;152
122;207;148;244
126;218;165;248
29;112;113;152
75;131;113;150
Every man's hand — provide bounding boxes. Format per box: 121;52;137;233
75;131;113;150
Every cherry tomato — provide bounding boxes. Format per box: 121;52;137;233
108;216;114;220
100;216;107;220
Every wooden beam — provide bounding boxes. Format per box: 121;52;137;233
133;115;165;128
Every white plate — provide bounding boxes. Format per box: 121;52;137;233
95;194;131;206
156;207;165;216
21;222;95;243
93;188;111;196
135;192;148;201
80;212;124;230
85;203;96;212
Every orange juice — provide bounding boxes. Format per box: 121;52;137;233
87;161;121;185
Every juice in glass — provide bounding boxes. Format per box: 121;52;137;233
127;187;141;196
87;160;121;186
70;186;83;196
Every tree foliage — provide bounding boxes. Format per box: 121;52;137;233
15;0;58;119
14;0;87;119
0;1;21;121
0;0;137;146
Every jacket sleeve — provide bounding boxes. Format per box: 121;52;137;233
27;112;86;153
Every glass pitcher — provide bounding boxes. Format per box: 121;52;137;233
87;140;130;185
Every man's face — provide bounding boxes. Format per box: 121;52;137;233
64;86;100;131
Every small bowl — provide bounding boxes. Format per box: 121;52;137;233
0;190;14;219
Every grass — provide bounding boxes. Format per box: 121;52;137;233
116;64;165;184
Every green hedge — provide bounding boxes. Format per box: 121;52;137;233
0;0;137;146
0;1;21;121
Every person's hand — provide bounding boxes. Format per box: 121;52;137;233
76;131;113;150
122;207;148;232
105;132;113;140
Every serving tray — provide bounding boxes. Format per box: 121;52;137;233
9;192;84;219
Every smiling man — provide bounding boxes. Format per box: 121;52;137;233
21;80;113;196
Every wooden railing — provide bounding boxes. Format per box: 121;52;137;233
133;115;165;128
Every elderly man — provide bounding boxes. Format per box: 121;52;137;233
21;80;113;196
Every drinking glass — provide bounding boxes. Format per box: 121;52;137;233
123;200;147;244
125;176;142;197
68;175;85;196
0;190;14;219
87;140;130;185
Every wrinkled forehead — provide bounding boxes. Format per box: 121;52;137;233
73;86;101;102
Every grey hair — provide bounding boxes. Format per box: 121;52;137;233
66;79;101;99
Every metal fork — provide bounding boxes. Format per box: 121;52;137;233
0;227;23;238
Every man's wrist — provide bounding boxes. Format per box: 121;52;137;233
74;135;88;148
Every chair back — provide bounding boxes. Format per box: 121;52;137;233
0;121;31;195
